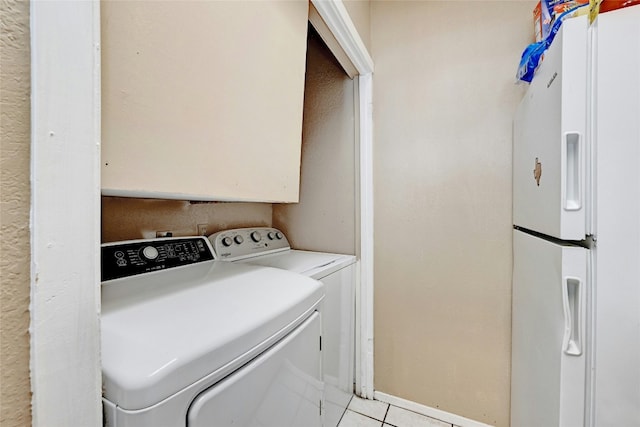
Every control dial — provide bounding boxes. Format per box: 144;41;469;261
267;232;276;240
142;246;159;260
250;231;262;242
221;236;233;247
275;232;283;240
234;235;244;245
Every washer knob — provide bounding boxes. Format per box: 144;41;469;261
275;232;283;240
250;231;262;242
234;235;244;245
267;232;276;240
142;245;159;260
221;236;233;247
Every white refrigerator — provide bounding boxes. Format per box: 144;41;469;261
511;7;640;427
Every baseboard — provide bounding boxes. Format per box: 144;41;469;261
373;391;493;427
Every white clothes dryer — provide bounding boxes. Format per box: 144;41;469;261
101;236;324;427
208;228;356;427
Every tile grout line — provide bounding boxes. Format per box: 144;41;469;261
381;403;391;426
379;403;456;427
337;395;355;426
349;409;386;424
347;397;391;425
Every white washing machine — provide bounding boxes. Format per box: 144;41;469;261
100;236;324;427
208;228;356;427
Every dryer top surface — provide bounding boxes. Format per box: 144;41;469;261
101;260;323;411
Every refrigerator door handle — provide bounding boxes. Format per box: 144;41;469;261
563;132;582;211
562;276;582;356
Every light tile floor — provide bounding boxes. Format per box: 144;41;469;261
337;396;461;427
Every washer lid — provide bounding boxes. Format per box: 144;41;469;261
240;250;356;280
101;261;323;411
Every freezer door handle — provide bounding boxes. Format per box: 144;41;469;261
562;276;582;356
563;132;582;211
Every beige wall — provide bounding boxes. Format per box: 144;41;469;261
0;1;33;425
102;197;272;243
371;2;533;426
273;29;356;255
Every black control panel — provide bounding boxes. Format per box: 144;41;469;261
101;237;215;282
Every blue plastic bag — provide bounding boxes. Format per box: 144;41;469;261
516;3;588;83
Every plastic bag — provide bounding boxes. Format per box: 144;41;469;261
516;2;588;83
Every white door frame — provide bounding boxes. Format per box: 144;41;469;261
310;0;375;399
29;1;374;422
30;0;102;424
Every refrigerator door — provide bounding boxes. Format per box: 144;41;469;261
592;6;640;426
511;230;588;427
513;16;588;240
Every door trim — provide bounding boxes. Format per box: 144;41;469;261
310;0;375;399
30;0;102;423
310;1;374;75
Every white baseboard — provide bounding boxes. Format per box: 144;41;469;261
373;391;493;427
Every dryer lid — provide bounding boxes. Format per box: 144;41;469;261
101;261;323;411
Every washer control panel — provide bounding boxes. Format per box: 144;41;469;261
209;227;290;260
101;237;215;281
